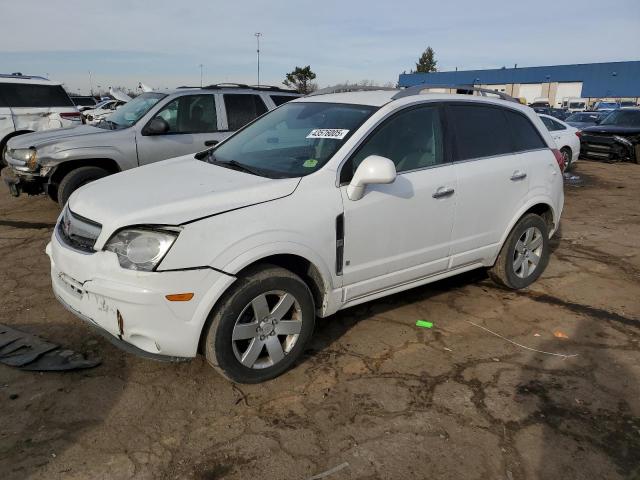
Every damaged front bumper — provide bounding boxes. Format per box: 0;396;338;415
1;167;46;197
580;134;639;162
47;233;234;359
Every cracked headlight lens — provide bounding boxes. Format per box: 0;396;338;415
10;148;38;170
104;228;179;271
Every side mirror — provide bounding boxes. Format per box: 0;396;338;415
142;117;170;135
347;155;397;201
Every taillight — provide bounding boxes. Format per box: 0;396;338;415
552;148;565;172
575;131;582;138
60;111;82;120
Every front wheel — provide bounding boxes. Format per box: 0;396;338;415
57;166;110;208
203;265;315;383
489;213;550;290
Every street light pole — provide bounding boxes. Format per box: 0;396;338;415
89;70;94;96
255;32;262;85
199;64;204;88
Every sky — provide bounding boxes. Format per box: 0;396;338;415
0;0;639;94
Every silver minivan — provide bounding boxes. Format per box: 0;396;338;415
2;84;299;206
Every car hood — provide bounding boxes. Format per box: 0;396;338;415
67;155;301;240
581;125;640;135
7;125;112;149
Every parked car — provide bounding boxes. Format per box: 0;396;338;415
70;96;99;111
532;107;571;121
46;88;564;383
579;108;640;162
591;101;620;112
560;98;587;112
530;98;550;108
82;99;126;124
2;84;300;205
565;111;606;129
0;73;81;168
538;114;581;170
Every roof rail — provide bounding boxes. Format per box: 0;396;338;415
248;84;298;93
392;84;519;103
203;83;250;89
307;85;397;97
0;73;49;81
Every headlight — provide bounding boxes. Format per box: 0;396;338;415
104;228;179;271
613;136;633;147
10;148;38;170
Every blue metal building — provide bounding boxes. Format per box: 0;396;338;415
398;61;640;99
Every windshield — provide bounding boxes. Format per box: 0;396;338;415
97;93;165;130
597;102;618;109
209;102;377;178
599;110;640;127
569;102;585;109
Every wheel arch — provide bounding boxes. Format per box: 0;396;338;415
49;158;121;186
195;250;334;355
491;199;557;266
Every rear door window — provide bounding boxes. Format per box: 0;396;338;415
224;94;268;130
270;95;296;106
449;104;513;160
0;83;74;107
504;110;546;151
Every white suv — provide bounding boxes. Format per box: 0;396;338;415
47;87;564;383
0;74;81;166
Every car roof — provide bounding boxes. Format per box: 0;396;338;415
0;74;62;86
293;89;535;114
167;84;300;96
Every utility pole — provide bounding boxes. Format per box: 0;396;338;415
255;32;262;85
89;70;94;96
198;64;204;87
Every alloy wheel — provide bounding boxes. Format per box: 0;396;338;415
231;290;302;369
513;227;544;279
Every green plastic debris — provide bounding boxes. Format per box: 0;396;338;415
416;320;433;329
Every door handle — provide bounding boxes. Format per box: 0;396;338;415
204;140;219;146
0;116;6;120
432;186;455;199
510;171;527;181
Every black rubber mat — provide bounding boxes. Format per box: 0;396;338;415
0;324;101;371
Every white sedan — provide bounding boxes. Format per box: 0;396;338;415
538;114;581;171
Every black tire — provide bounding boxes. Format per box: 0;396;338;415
1;141;8;169
57;166;110;208
203;265;315;384
489;213;550;290
561;147;572;171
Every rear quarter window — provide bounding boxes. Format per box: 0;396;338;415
0;83;74;108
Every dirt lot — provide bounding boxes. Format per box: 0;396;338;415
0;161;639;480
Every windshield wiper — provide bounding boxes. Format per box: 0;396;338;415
212;159;264;176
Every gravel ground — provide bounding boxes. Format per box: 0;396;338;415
0;160;639;480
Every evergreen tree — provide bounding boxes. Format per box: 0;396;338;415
415;47;437;73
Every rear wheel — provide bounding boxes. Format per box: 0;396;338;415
489;213;550;290
561;147;572;171
203;265;315;383
57;166;110;208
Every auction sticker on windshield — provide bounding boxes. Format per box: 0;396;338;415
306;129;349;140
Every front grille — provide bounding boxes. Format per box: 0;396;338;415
57;207;102;253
